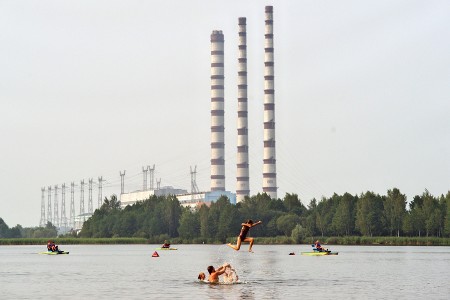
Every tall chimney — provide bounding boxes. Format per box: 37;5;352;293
263;6;277;198
236;17;249;202
210;30;226;192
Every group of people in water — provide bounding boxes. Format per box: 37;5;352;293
198;262;239;284
198;219;262;283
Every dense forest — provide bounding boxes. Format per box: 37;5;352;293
79;188;450;241
1;188;449;242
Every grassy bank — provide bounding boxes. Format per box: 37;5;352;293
1;236;449;246
254;236;450;246
325;236;450;246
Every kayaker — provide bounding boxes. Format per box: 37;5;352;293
227;219;262;252
161;240;170;249
314;240;324;252
207;263;230;283
47;240;59;252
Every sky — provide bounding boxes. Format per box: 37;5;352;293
1;0;449;227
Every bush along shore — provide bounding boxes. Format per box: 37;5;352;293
1;236;449;246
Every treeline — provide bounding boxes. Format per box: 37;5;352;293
1;188;449;242
78;188;450;241
0;218;58;238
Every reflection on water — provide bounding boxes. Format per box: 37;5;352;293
0;245;449;299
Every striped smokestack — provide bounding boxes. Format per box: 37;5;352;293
236;17;250;202
210;30;226;192
263;6;277;198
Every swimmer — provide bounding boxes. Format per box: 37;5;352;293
207;263;230;283
227;219;262;252
223;265;238;283
197;272;206;281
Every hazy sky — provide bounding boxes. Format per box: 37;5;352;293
1;0;449;227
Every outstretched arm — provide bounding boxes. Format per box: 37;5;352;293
251;220;262;227
214;263;230;276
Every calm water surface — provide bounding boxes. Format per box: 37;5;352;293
1;244;449;299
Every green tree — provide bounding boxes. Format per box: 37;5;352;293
383;188;406;237
102;194;121;211
198;204;211;240
163;195;182;237
422;190;440;236
276;214;300;236
332;193;356;236
304;199;318;236
291;224;308;243
283;193;306;216
178;208;200;240
356;191;384;236
0;218;11;238
444;192;450;237
315;197;334;237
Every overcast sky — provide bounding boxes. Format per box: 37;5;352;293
1;0;449;227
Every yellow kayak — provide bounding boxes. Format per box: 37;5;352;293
155;247;177;250
39;251;69;255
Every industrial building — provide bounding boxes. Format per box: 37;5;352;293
40;5;276;229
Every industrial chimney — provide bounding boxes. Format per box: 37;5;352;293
262;6;277;199
210;30;226;192
236;17;250;202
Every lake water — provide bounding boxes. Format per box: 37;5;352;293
1;244;449;299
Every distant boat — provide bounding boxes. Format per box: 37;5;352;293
155;247;177;250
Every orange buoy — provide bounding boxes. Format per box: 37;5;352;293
152;251;159;257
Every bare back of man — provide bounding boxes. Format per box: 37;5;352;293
207;263;229;283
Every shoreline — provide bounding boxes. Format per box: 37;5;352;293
1;236;449;246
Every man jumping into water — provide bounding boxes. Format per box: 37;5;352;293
227;219;262;252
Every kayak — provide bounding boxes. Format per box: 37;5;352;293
39;251;69;255
301;251;338;256
155;247;177;250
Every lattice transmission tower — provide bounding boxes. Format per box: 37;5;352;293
88;178;93;214
61;183;67;229
47;186;52;225
98;176;103;209
40;187;46;227
80;180;85;222
70;182;75;228
54;185;59;228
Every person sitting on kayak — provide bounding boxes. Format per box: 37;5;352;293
314;240;324;252
161;240;170;249
47;240;59;252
